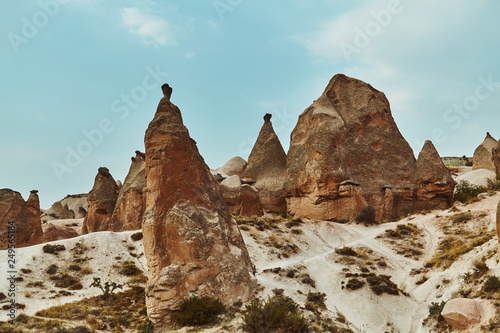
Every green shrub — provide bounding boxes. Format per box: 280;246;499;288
172;296;226;327
483;276;500;293
119;261;141;276
356;206;377;226
453;181;486;203
242;295;309;333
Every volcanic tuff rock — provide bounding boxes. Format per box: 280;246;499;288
0;189;43;249
497;199;500;246
142;84;256;331
42;221;80;242
415;140;455;209
220;175;264;217
491;140;500;176
441;298;485;330
41;194;88;223
106;151;146;231
81;167;119;234
245;113;287;213
284;74;417;221
472;132;497;172
215;156;247;177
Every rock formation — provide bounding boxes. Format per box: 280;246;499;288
0;189;43;249
472;132;497;172
81;167;119;234
415;140;455;209
43;221;80;242
41;194;88;223
142;84;256;330
284;74;417;221
497;200;500;248
220;175;264;217
441;298;486;330
492;140;500;176
245;113;287;213
106;151;146;231
215;156;247;177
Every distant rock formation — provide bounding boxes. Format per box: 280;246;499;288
0;189;43;249
415;140;455;209
106;151;146;231
285;74;417;221
81;167;119;234
41;194;88;223
215;156;247;177
245;113;287;213
142;84;256;330
472;132;497;172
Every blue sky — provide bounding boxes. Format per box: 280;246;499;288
1;0;499;209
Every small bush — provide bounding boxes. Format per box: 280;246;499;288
453;181;486;203
335;246;358;256
90;277;123;297
52;273;82;290
428;301;446;322
356;206;377;226
483;276;500;293
451;212;473;223
0;292;6;301
20;268;32;274
69;264;81;272
172;296;226;327
306;292;326;309
47;264;58;275
366;275;399;295
242;295;309;333
119;261;141;276
43;244;66;254
345;278;365;290
286;269;296;278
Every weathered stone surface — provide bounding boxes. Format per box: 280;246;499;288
415;140;455;209
284;74;416;221
106;151;146;231
220;175;242;214
246;114;287;213
240;185;264;217
492;140;500;176
441;298;484;330
497;200;500;247
43;220;80;242
143;84;256;331
216;156;247;177
42;194;88;223
473;132;497;172
0;189;43;249
81;167;119;234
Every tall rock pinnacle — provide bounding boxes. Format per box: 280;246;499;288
142;84;255;331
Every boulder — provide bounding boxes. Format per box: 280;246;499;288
441;298;485;330
284;74;416;221
245;113;287;213
454;169;496;189
216;156;247;177
220;175;243;213
472;132;497;172
106;151;146;231
240;185;264;217
0;189;43;249
142;84;256;331
81;167;119;234
415;140;455;209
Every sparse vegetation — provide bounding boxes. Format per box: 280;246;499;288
43;244;66;254
242;294;309;333
355;205;377;226
171;296;226;327
89;277;123;297
453;180;487;203
46;264;58;275
345;278;365;290
483;276;500;294
119;260;141;276
50;273;83;290
335;246;358;257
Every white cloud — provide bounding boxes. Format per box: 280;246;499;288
120;7;175;47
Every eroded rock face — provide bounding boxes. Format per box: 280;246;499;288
143;84;256;331
220;176;264;217
245;114;287;213
106;151;146;231
472;132;497;172
492;140;500;176
284;74;416;221
41;194;88;223
0;189;43;249
415;140;455;209
81;167;119;234
43;221;80;242
497;200;500;247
